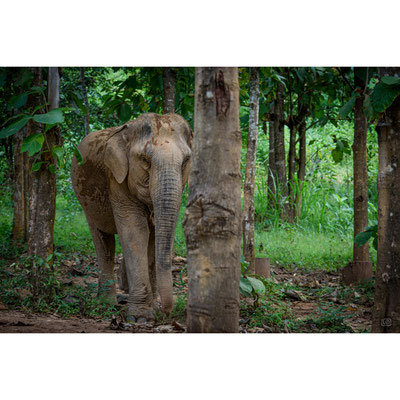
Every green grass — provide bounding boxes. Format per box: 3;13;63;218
255;226;353;271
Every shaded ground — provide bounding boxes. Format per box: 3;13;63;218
0;255;373;333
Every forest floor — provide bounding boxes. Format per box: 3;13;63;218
0;255;373;334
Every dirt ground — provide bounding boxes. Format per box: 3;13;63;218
0;257;372;333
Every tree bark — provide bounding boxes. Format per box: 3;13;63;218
267;110;276;197
243;67;260;273
287;123;297;221
162;68;176;114
274;81;287;197
372;67;400;333
80;67;90;136
296;121;306;219
183;67;241;333
353;68;370;266
12;126;27;241
27;67;60;262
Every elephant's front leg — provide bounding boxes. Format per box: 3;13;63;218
113;203;154;322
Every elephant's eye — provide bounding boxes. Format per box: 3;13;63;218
140;155;151;169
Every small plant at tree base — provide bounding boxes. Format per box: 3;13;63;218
239;258;266;307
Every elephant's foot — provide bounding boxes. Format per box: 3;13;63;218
127;304;155;323
127;315;150;325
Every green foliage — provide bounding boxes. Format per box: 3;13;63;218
33;108;65;124
0;253;120;319
240;259;266;305
0;115;31;139
338;94;355;119
331;139;351;164
21;132;44;156
354;224;378;250
371;81;400;113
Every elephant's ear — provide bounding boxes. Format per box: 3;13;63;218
104;126;128;184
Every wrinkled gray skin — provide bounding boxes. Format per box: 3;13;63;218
71;113;192;321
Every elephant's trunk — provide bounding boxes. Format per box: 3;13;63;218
152;160;182;315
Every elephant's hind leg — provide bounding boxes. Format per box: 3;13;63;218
88;224;117;303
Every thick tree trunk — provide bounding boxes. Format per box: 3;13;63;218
184;67;241;333
27;67;60;261
372;67;400;333
12;126;26;241
162;68;176;114
80;67;90;136
243;67;260;273
351;69;371;281
296;121;306;219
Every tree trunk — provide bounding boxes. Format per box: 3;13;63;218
184;67;241;333
351;68;371;282
287;123;297;221
296;121;306;219
162;68;176;114
267;105;276;197
243;67;260;273
12;126;27;242
80;67;90;136
372;67;400;333
275;81;287;197
27;67;60;262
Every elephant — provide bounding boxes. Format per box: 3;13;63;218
71;113;192;322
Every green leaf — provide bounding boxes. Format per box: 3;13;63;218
331;147;343;163
239;277;253;297
117;103;131;123
51;145;64;160
0;115;32;139
363;95;374;120
10;93;28;109
371;82;400;113
32;162;43;172
339;94;356;119
33;109;64;125
247;276;266;295
21;132;45;156
48;164;56;174
354;230;373;247
70;92;87;115
73;145;83;165
381;76;400;86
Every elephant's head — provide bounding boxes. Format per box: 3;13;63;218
104;113;192;314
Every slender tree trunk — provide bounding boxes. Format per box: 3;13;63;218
27;67;60;261
243;67;260;273
162;68;176;114
287;123;297;221
372;67;400;332
296;121;306;219
184;67;241;333
275;81;287;197
267;105;276;197
352;69;371;270
80;67;90;136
